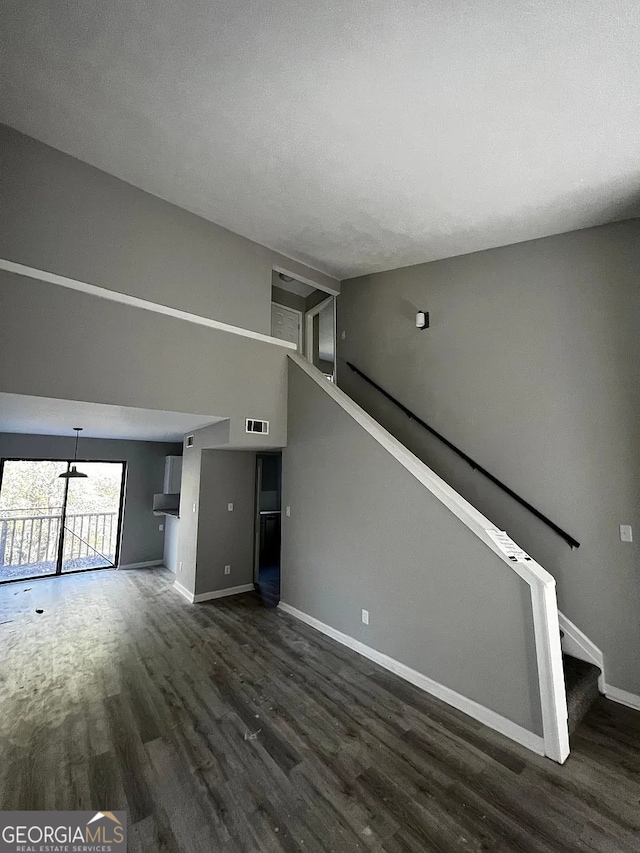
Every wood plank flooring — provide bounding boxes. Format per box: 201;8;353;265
0;567;639;852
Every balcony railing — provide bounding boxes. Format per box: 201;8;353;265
0;509;118;570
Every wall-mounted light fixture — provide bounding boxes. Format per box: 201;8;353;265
416;311;430;330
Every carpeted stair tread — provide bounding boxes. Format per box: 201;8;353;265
563;653;601;735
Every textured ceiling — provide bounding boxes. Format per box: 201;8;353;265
0;394;222;442
1;0;639;278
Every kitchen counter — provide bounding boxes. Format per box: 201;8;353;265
154;507;180;518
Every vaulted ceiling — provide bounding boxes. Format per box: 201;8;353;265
2;0;639;278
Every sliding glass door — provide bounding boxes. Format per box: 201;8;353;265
0;459;126;583
61;462;125;573
0;460;67;582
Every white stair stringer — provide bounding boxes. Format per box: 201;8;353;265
288;353;570;764
559;611;605;692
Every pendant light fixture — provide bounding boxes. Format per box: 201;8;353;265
59;427;88;479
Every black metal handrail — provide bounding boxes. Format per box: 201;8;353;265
346;361;580;549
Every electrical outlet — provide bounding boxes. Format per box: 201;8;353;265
179;561;183;573
192;502;197;513
286;506;291;517
341;330;346;340
620;524;633;542
228;502;234;512
158;523;164;531
361;609;369;625
224;565;231;575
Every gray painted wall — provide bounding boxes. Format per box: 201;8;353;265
0;124;338;334
318;301;335;366
271;285;306;315
303;292;335;373
195;450;256;596
305;290;330;313
0;432;180;566
281;361;543;735
177;421;259;596
0;271;289;448
337;219;640;694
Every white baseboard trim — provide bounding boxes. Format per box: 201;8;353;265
173;581;195;602
173;582;255;604
605;684;640;711
117;560;163;570
278;601;545;757
194;583;254;602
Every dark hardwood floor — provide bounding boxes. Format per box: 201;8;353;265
1;567;639;852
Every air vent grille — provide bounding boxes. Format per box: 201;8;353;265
245;418;270;435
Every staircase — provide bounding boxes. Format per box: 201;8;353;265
342;359;605;747
563;653;602;734
287;354;577;763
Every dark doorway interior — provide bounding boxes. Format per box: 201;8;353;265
254;453;281;607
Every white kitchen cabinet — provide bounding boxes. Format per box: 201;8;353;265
163;455;183;494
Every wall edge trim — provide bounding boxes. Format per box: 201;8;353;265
288;353;569;763
0;258;297;350
288;354;553;585
193;583;255;603
559;610;605;691
117;560;163;570
605;684;640;711
278;600;546;757
173;581;195;602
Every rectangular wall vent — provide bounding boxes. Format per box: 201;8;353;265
185;434;194;448
245;418;270;435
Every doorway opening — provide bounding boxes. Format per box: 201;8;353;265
254;452;281;607
0;458;126;584
271;271;336;380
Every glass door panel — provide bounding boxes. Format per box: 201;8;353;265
0;460;67;582
61;462;125;573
